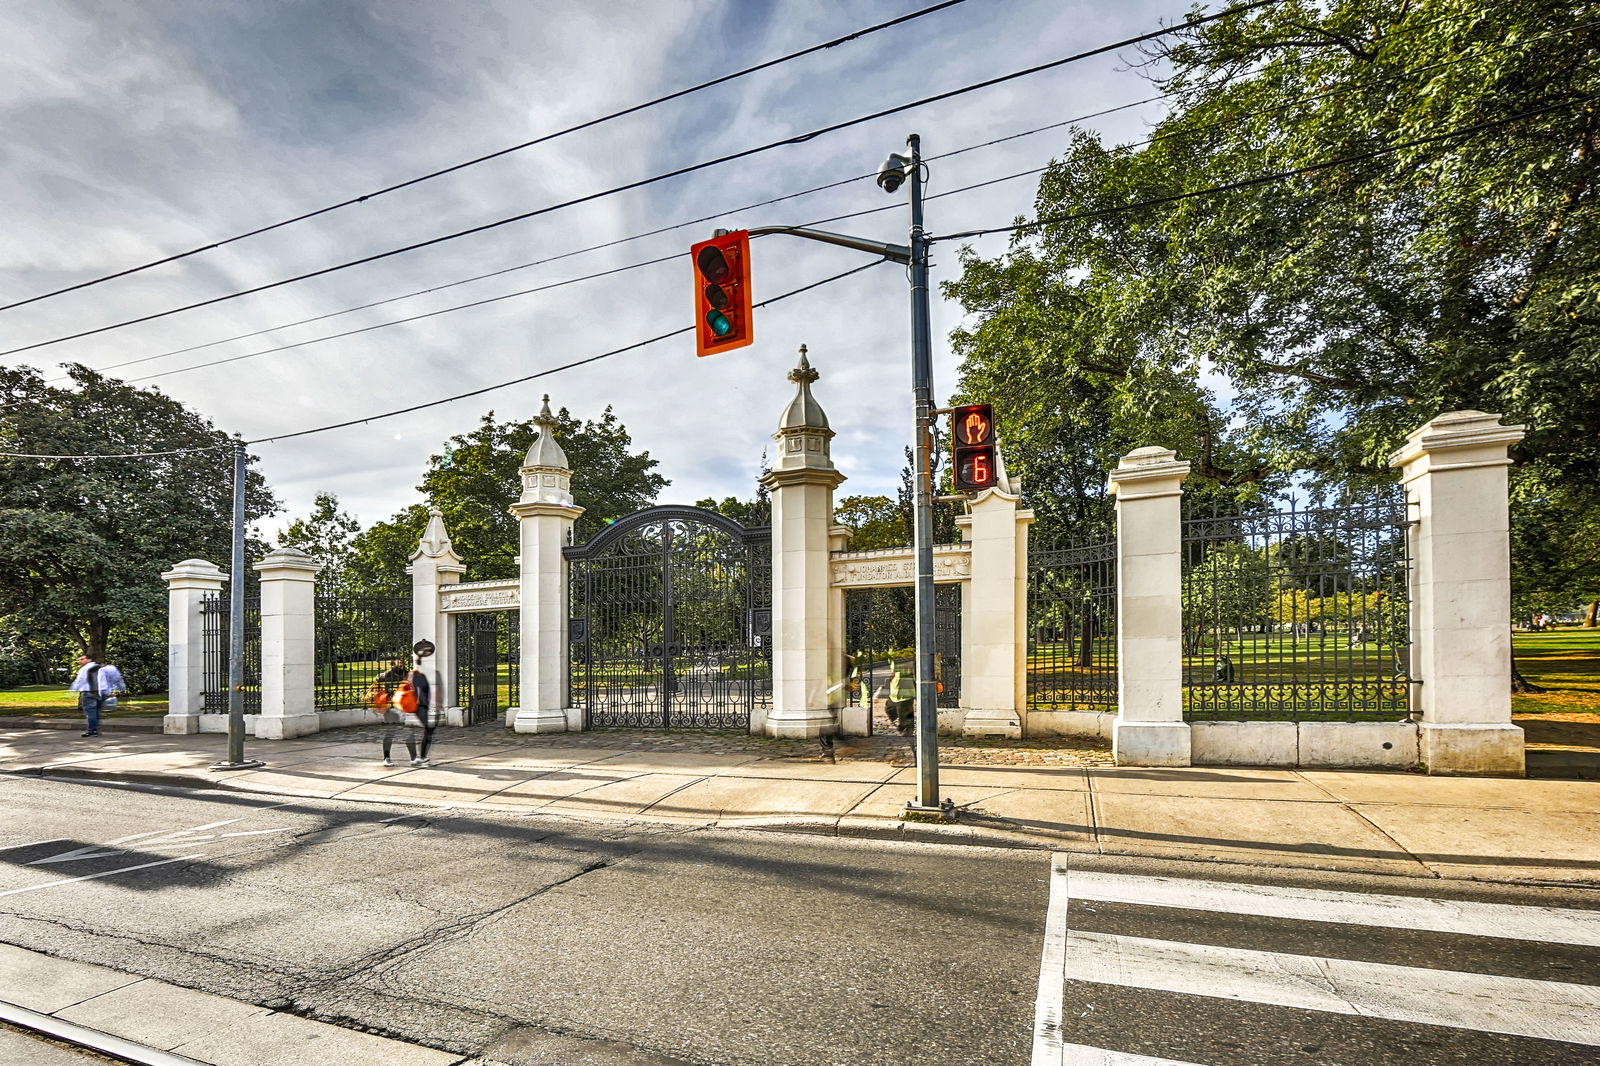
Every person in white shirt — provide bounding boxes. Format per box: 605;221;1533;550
68;656;124;737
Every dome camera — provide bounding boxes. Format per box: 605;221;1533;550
877;153;912;194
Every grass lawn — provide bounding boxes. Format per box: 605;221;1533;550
1512;627;1600;717
0;685;169;718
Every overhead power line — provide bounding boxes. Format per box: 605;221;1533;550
59;16;1597;389
0;0;976;315
0;0;1280;360
245;258;893;445
934;95;1600;243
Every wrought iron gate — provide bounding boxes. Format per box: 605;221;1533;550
200;593;261;712
456;612;519;726
565;506;771;730
842;584;961;734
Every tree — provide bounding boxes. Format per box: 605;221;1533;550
833;495;910;551
345;405;668;593
0;365;277;690
276;491;360;592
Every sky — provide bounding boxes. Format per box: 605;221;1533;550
0;0;1189;544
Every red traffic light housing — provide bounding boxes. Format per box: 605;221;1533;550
950;403;998;493
692;230;753;357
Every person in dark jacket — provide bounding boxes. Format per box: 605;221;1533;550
406;658;437;768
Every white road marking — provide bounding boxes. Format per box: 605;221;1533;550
0;855;206;897
1061;1045;1203;1066
0;838;64;852
1067;930;1600;1046
1032;854;1071;1066
1068;869;1600;947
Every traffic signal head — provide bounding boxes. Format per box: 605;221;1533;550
692;230;753;357
950;403;997;493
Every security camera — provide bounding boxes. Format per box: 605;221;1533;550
877;153;912;194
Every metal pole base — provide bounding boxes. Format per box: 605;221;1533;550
209;760;264;772
903;799;957;823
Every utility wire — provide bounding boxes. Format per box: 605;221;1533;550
246;258;892;445
0;0;976;315
57;15;1595;387
935;94;1600;242
0;0;1280;360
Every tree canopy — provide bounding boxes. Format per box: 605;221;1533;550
344;404;668;593
0;365;276;687
948;0;1599;579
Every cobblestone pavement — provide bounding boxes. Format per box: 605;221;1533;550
322;720;1115;767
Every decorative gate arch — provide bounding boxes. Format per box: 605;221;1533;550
565;506;771;730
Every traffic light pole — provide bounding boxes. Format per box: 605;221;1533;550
739;132;946;816
902;133;944;814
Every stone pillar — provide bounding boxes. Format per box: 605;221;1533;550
160;559;227;734
957;457;1033;738
1109;446;1192;766
759;347;846;738
407;508;466;719
254;547;322;740
829;525;862;735
1389;411;1526;776
509;396;583;733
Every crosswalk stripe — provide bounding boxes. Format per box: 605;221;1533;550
1066;869;1600;947
1067;929;1600;1046
1032;854;1071;1066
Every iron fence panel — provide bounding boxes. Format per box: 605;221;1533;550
313;595;413;711
200;594;261;713
1181;495;1413;722
1027;536;1117;711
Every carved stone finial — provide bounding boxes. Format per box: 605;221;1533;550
788;344;819;386
535;394;557;427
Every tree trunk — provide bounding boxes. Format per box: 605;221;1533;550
1078;612;1095;669
1584;600;1598;628
1510;659;1546;694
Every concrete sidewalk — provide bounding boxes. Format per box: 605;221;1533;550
2;725;1597;886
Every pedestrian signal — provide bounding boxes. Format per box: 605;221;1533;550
692;230;753;357
950;403;997;493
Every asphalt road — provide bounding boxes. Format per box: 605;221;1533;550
1;775;1597;1066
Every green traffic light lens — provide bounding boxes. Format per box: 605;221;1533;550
704;282;730;310
696;246;732;284
705;309;733;337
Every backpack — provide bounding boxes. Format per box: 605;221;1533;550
367;682;390;711
395;680;419;714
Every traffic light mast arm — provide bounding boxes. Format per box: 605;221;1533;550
743;226;911;265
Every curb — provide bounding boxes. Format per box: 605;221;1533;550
0;716;164;733
1;999;209;1066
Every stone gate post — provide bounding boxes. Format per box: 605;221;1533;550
1109;446;1192;765
1389;411;1526;775
510;396;583;733
759;347;845;738
408;508;466;715
957;462;1033;738
254;546;322;739
161;559;227;734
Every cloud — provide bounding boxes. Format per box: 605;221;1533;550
2;0;1182;540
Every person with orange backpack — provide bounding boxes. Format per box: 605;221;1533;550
370;660;418;768
395;654;436;768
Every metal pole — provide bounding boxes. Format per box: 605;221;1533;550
214;440;260;771
905;133;942;812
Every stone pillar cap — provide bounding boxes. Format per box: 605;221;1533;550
1389;410;1526;469
522;394;571;471
161;559;229;584
254;546;324;574
1108;446;1191;495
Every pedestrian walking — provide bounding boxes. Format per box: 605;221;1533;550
68;654;124;737
405;656;437;767
370;659;417;768
886;665;915;736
